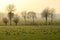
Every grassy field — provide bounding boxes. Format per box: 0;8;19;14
0;25;60;40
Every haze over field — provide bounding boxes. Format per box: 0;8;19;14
0;0;60;14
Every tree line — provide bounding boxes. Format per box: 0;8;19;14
2;4;55;26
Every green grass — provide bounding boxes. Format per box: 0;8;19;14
0;25;60;40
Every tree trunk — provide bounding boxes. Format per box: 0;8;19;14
15;23;17;26
25;18;26;25
33;18;34;25
51;16;53;24
46;17;47;25
10;19;11;25
5;23;7;26
51;18;52;24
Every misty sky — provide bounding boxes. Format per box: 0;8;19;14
0;0;60;14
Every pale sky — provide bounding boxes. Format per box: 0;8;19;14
0;0;60;14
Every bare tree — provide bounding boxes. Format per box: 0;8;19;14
13;15;19;25
3;18;8;25
27;11;36;25
7;4;15;25
41;8;50;25
50;8;55;24
21;11;27;25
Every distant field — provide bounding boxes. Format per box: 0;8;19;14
0;25;60;40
